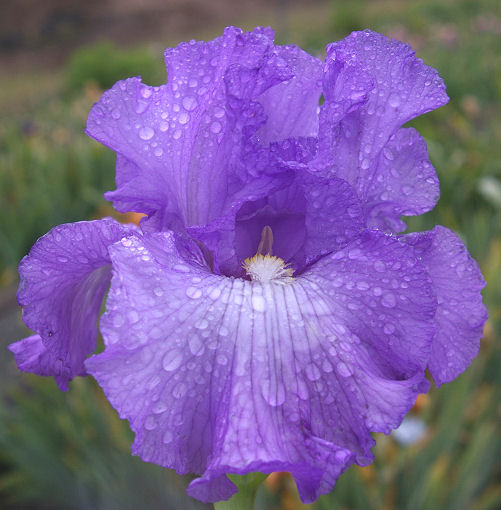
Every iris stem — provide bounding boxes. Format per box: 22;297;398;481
213;473;267;510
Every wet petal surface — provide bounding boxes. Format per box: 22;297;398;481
86;229;436;503
10;218;134;390
403;226;488;385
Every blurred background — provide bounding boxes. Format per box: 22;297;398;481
1;0;500;508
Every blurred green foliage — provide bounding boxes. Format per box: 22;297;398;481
65;41;165;94
1;0;500;508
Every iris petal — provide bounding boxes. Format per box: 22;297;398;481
86;27;293;233
9;218;134;390
318;30;448;229
86;229;435;503
403;226;488;385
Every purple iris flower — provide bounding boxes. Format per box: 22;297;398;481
9;27;487;504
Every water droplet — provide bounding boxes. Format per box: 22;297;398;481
186;287;202;299
209;287;221;300
189;336;205;356
213;106;225;118
127;310;139;323
162;350;183;371
195;319;208;330
374;260;386;272
111;109;121;120
261;378;286;406
210;121;222;134
135;99;150;114
305;363;321;381
172;382;187;399
297;379;309;399
216;354;228;365
381;292;396;308
162;430;173;444
154;147;163;157
322;360;333;373
173;129;182;140
356;281;369;290
360;158;370;170
252;295;265;312
178;112;189;124
337;362;352;377
139;127;154;140
383;147;394;160
388;93;401;108
144;416;157;430
384;323;395;334
152;401;168;414
182;95;198;111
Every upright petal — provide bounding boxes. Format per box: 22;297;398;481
86;27;293;233
318;30;448;229
86;229;436;504
257;45;323;144
365;128;440;231
9;219;134;390
402;226;488;385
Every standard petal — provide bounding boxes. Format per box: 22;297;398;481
318;30;448;226
403;226;488;386
10;218;134;390
257;45;323;144
86;27;293;233
86;229;435;503
365;128;440;232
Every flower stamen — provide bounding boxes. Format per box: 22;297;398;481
243;226;294;284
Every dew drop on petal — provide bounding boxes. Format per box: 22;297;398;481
188;336;205;356
322;360;333;373
144;415;157;430
178;112;189;124
305;363;321;381
182;96;198;111
210;121;222;134
162;430;173;444
261;378;286;406
252;295;265;312
337;362;352;377
356;281;369;290
172;382;187;399
139;127;154;140
186;287;202;299
216;354;228;365
388;93;401;108
153;401;168;414
209;287;221;300
384;323;396;334
381;292;396;308
162;350;183;371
